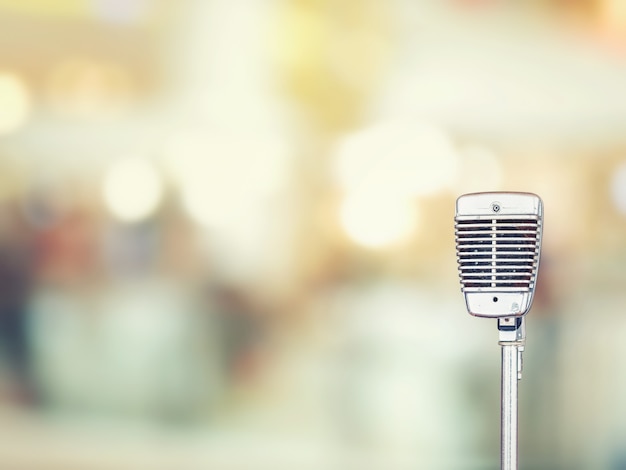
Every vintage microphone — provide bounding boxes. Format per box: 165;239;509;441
454;192;543;470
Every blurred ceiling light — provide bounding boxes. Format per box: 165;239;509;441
103;157;163;222
165;132;289;229
46;58;134;117
89;0;150;24
340;190;417;249
181;182;241;229
455;144;503;193
334;120;459;197
610;161;626;216
0;72;31;135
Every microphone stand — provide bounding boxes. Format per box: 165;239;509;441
497;317;526;470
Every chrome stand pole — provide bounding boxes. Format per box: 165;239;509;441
498;317;525;470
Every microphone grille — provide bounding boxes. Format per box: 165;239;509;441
455;198;542;295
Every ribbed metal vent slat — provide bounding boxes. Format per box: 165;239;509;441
455;216;541;292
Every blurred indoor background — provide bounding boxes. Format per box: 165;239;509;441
0;0;626;468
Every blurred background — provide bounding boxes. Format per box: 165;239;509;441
0;0;626;468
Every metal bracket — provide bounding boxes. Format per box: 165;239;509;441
498;317;525;344
498;317;525;381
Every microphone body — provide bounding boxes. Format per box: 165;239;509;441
455;192;543;318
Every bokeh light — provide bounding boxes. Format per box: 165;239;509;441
165;133;289;229
89;0;151;25
0;72;31;135
103;157;163;222
334;120;459;197
340;190;417;249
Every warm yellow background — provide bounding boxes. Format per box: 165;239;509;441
0;1;625;469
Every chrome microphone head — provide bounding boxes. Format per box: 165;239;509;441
455;192;543;318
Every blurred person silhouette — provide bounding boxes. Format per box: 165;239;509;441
29;203;222;420
521;251;565;468
210;284;267;388
34;207;100;288
0;200;37;404
25;201;103;411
